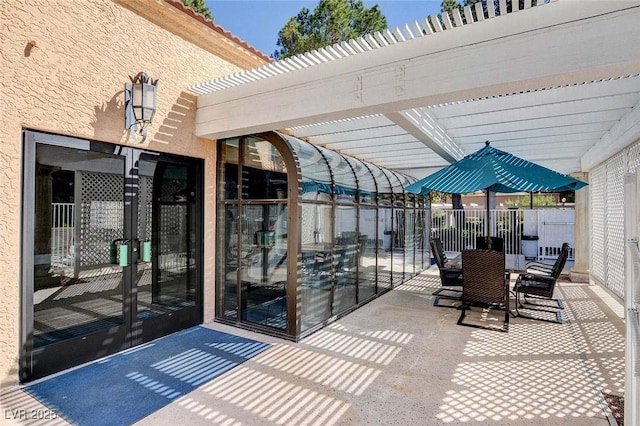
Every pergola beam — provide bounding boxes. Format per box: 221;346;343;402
582;99;640;171
385;110;463;163
196;2;640;140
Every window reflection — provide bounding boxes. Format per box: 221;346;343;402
300;203;332;332
219;204;238;318
282;135;332;201
240;204;287;329
217;132;427;339
378;207;393;291
219;139;239;200
242;137;287;200
359;207;378;300
333;205;358;314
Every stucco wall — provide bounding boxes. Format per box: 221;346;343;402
0;0;261;389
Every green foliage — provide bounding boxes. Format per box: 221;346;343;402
182;0;214;21
441;0;462;13
503;193;562;207
274;0;387;60
429;191;448;203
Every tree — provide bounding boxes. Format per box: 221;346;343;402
182;0;214;21
274;0;387;60
441;0;462;15
442;0;545;21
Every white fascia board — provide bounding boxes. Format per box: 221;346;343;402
582;101;640;171
196;2;640;139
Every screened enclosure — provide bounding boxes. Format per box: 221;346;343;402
216;132;430;339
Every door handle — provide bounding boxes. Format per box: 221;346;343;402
118;242;129;267
110;238;130;266
132;239;152;264
141;240;152;263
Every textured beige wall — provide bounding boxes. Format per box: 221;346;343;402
0;0;261;389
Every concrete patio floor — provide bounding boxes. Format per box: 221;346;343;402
1;266;625;425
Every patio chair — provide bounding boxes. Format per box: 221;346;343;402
430;238;463;307
475;236;504;252
525;242;570;275
513;244;569;324
457;249;509;332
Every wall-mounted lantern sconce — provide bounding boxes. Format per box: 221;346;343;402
125;72;158;143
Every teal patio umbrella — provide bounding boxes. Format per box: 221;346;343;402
405;141;587;195
405;141;588;235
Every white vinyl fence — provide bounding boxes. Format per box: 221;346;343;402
431;208;575;260
51;203;75;269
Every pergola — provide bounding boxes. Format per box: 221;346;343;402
191;1;640;179
190;1;640;421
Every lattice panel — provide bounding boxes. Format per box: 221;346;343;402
79;172;124;267
629;139;640;173
605;152;626;298
590;165;606;283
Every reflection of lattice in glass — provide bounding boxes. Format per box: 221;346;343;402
79;172;123;267
160;177;186;200
137;176;153;240
438;358;603;423
564;300;608;321
54;267;122;299
158;205;188;271
462;323;587;357
301;204;316;244
559;286;589;300
593;357;625;394
580;322;625;354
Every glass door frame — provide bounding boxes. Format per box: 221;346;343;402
215;133;299;338
20;131;204;382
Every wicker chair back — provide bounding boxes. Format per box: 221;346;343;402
462;250;506;306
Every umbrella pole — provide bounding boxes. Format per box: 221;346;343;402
530;192;533;209
485;191;490;236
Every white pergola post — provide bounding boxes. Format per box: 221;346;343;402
570;172;590;283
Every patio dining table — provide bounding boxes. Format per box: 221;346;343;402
447;251;527;273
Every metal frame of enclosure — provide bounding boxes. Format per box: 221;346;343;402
215;131;430;340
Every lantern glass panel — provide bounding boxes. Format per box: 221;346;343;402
142;84;156;122
132;83;143;121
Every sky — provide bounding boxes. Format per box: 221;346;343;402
206;1;444;57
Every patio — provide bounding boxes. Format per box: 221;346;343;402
2;265;624;425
